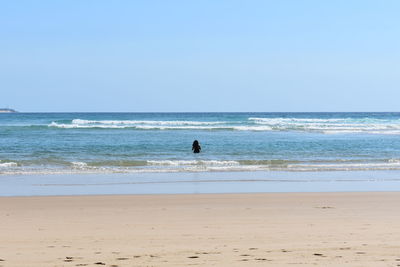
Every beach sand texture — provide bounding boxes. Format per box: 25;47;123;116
1;192;400;266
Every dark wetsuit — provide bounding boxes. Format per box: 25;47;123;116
192;141;201;153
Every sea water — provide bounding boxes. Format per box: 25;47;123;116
1;112;400;195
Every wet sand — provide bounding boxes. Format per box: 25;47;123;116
1;192;400;266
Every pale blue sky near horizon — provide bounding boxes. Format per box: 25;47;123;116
1;0;399;112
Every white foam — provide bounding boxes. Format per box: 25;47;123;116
248;117;400;134
47;117;400;134
71;162;88;168
249;117;351;123
0;162;17;168
147;160;240;166
4;159;400;175
135;125;225;130
286;161;400;171
49;122;127;129
50;122;276;131
50;119;229;130
232;126;273;131
71;119;225;126
147;160;198;166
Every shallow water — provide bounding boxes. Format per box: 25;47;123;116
1;170;400;196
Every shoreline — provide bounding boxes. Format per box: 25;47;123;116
1;192;400;266
3;191;398;199
1;170;400;196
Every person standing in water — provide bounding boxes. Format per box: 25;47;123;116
192;140;201;153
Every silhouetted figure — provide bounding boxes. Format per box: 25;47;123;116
192;140;201;153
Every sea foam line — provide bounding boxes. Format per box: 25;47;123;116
48;122;273;131
248;117;400;123
47;122;400;134
71;119;226;126
46;117;400;134
4;159;400;175
0;162;18;168
147;160;240;166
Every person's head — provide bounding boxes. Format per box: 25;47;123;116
193;140;199;146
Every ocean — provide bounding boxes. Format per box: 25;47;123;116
2;112;400;195
2;112;400;175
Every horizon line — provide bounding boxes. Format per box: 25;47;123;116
4;111;400;114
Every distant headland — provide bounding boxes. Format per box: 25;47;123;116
0;108;17;113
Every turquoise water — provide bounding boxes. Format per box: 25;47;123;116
1;112;400;175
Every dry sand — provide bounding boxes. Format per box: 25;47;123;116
1;192;400;266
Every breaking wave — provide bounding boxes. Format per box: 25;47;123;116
3;158;400;175
49;119;227;129
248;117;400;134
0;162;18;168
45;117;400;134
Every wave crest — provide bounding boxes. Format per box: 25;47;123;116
0;162;17;168
248;117;400;134
4;159;400;175
45;117;400;134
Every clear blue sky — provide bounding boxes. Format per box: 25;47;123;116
1;0;399;112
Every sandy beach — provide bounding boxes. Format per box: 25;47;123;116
1;192;400;266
